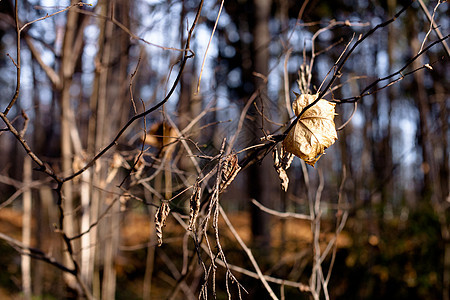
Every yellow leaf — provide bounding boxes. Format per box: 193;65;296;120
283;93;337;167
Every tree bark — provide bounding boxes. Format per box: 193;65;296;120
60;0;79;290
248;0;275;256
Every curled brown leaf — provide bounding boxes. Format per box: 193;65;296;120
219;153;241;192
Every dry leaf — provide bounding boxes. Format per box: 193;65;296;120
273;146;294;191
283;93;337;166
106;153;125;184
143;122;177;149
155;201;170;246
219;153;241;192
187;182;202;231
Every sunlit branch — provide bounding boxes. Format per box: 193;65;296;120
251;198;312;220
417;0;450;57
219;205;278;300
196;0;224;94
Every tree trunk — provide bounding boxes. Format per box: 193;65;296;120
60;0;80;290
409;17;449;300
87;1;108;297
94;1;130;298
248;0;275;256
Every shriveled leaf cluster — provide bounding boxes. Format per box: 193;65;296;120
273;147;294;191
188;181;202;231
283;93;338;166
155;201;171;246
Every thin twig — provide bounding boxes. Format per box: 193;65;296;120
0;232;75;275
337;102;357;131
251;199;311;220
417;0;450;56
324;167;348;284
337;37;448;103
63;0;205;183
196;0;224;93
74;8;186;52
239;1;437;169
20;2;89;33
215;258;310;292
283;48;294;119
287;1;415;138
0;112;59;181
309;21;368;89
3;2;87;115
285;0;310;44
219;205;279;300
227;91;258;155
0;177;52;210
3;0;21;116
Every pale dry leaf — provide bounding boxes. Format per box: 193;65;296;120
280;145;294;169
155;201;171;246
273;146;294;191
106;153;125;184
187;182;202;231
283;93;338;167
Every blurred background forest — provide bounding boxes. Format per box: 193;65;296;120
0;0;448;299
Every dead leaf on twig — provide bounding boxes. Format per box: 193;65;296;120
188;181;202;231
283;93;338;167
155;201;170;246
273;146;294;191
219;153;241;192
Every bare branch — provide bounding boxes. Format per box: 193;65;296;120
196;0;224;94
251;199;311;220
3;1;87;115
3;0;21;116
219;205;279;300
0;112;60;181
74;8;186;52
417;0;450;56
0;232;75;275
20;2;89;33
337;35;449;103
63;0;205;183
